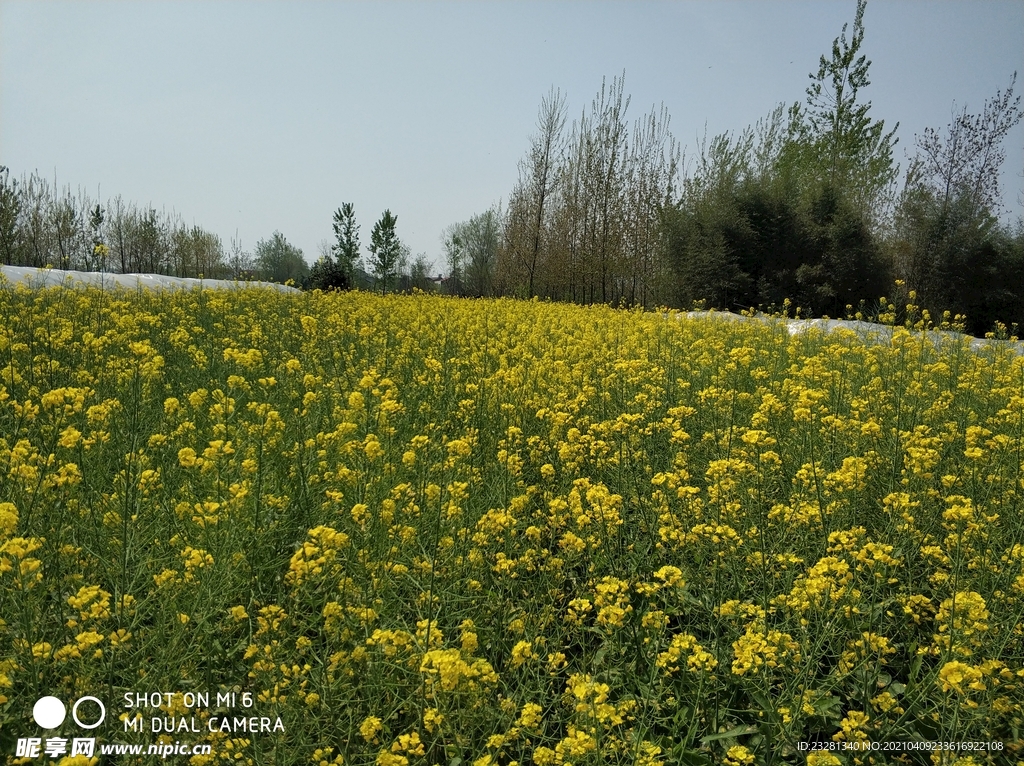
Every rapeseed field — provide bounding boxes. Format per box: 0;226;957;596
1;283;1023;765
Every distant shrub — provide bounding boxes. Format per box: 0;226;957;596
304;256;349;292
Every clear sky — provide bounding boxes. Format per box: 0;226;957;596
2;0;1022;273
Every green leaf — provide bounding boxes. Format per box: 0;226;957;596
672;705;694;728
675;750;713;766
700;724;758;745
751;690;775;716
909;646;924;685
813;694;842;718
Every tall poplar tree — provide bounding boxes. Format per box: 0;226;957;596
332;203;360;288
507;87;567;297
369;210;401;295
786;0;898;221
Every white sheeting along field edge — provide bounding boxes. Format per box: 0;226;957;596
0;265;300;294
680;311;1023;356
2;264;1020;356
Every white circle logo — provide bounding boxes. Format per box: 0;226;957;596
33;696;66;729
72;696;106;729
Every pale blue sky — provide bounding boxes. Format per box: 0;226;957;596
2;0;1022;272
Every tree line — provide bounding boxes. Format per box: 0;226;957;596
0;171;318;285
442;0;1023;336
0;170;433;294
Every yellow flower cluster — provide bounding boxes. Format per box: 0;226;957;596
657;632;718;675
731;624;801;676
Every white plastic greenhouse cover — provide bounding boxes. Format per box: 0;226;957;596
0;265;300;294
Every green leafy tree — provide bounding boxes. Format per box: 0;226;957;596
305;256;345;291
664;126;759;310
255;231;309;285
785;0;898;222
664;111;888;316
368;210;401;295
331;203;360;289
664;1;895;316
305;242;346;291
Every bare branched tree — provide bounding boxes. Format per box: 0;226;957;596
912;72;1022;218
510;87;567;297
